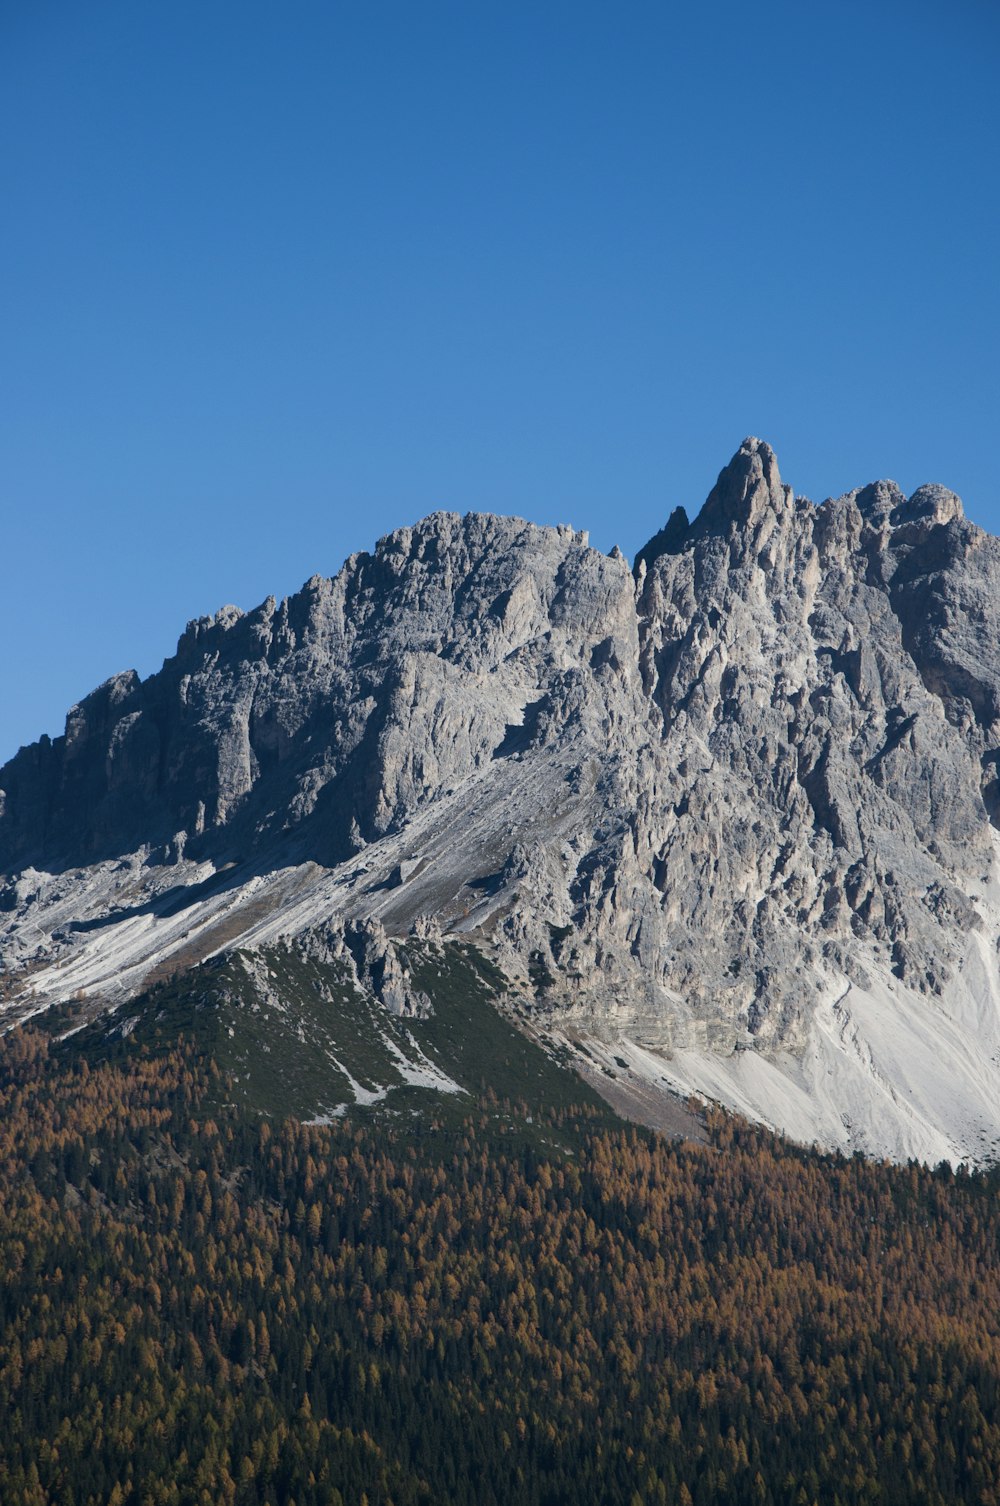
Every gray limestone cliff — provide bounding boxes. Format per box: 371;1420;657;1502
4;439;1000;1162
0;512;627;872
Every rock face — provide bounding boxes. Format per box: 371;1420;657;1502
0;513;630;873
4;439;1000;1163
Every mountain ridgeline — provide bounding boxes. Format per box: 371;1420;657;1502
4;439;1000;1164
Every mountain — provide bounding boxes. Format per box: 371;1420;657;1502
4;438;1000;1164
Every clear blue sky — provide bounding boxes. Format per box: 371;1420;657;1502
2;0;997;763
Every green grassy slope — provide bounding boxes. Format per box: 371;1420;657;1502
52;938;617;1140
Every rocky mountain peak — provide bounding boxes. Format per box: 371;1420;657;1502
694;435;793;535
3;439;1000;1165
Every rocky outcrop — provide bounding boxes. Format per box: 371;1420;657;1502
299;918;432;1019
4;438;1000;1161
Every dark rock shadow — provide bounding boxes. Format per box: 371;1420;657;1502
61;862;250;937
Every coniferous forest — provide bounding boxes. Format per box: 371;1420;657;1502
2;1024;1000;1506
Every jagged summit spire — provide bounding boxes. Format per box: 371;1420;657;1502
695;436;791;534
635;438;791;573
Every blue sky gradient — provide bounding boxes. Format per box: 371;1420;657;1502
2;0;998;761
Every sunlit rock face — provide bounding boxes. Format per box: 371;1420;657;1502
5;438;1000;1164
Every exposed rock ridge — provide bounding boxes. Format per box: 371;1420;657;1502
0;511;628;872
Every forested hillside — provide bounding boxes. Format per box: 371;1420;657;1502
1;1026;999;1506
